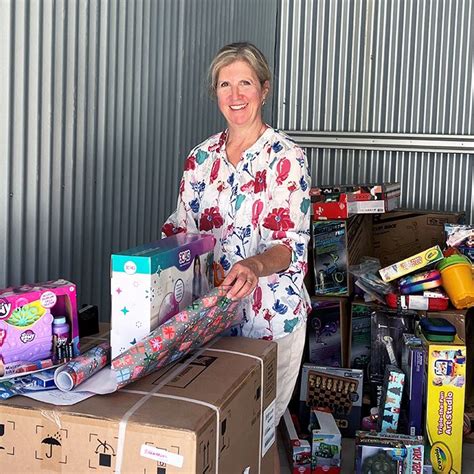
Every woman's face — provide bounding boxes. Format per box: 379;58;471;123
216;60;269;130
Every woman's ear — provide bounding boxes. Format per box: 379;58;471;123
262;80;270;97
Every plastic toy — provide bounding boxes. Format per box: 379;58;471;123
399;269;442;294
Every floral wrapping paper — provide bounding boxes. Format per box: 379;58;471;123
54;342;111;391
111;287;240;389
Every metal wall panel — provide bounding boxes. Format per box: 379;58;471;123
276;0;474;222
0;0;278;317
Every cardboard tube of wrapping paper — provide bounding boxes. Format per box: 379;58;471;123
54;342;111;391
111;286;240;389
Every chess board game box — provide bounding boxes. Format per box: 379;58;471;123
299;363;363;437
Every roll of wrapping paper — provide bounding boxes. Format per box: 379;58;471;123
111;286;240;389
54;342;111;391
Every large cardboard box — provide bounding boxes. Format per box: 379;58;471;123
372;210;464;267
0;337;276;473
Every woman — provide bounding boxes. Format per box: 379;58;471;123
163;42;311;439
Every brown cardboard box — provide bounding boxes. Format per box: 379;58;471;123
372;210;464;266
0;337;277;473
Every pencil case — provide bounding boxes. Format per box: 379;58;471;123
399;270;442;294
419;317;456;342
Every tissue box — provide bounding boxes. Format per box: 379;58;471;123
0;279;79;365
110;233;214;358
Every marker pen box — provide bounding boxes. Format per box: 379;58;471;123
419;317;456;342
399;270;442;295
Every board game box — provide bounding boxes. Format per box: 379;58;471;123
299;364;363;437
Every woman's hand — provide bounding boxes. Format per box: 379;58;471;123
221;257;262;300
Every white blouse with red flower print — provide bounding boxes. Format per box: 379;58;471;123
162;127;311;340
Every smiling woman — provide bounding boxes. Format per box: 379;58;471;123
162;43;311;455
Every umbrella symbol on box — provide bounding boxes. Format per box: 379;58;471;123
42;432;62;458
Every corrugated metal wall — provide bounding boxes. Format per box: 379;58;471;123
0;0;277;317
276;0;474;222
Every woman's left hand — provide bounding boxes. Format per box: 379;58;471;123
221;257;262;300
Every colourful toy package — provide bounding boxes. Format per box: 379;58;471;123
310;408;341;473
110;233;214;358
377;365;405;433
0;279;79;367
423;336;466;473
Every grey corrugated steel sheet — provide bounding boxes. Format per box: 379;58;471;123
276;0;473;223
0;0;278;316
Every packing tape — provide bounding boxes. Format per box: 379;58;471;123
114;341;267;474
114;342;216;473
206;348;265;473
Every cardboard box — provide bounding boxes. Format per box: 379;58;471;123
372;210;465;267
307;297;349;367
280;409;312;474
377;365;405;433
110;233;214;358
0;337;276;473
312;215;372;296
423;336;466;473
349;301;376;374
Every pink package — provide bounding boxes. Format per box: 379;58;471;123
0;279;79;364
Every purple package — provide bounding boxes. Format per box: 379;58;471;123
0;280;79;364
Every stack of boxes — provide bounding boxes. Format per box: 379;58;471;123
282;182;473;473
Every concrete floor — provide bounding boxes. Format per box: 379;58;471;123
278;435;474;473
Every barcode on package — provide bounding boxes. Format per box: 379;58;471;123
262;400;276;456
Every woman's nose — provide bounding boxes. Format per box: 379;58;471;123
230;86;241;100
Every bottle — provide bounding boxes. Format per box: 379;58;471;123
53;316;70;361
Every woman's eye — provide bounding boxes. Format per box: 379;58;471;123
219;81;229;88
241;80;251;86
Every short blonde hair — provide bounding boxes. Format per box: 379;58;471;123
208;42;271;96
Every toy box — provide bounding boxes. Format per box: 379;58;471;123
355;431;424;474
355;435;407;473
0;279;79;368
379;245;444;282
370;309;416;380
308;297;349;367
349;301;375;379
281;409;312;474
423;336;466;473
299;363;363;437
400;334;425;436
377;365;405;433
312;215;372;296
110;233;214;358
311;183;400;220
310;408;341;473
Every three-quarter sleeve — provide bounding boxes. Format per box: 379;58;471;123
259;145;311;272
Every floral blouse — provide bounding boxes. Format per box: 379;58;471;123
162;127;311;340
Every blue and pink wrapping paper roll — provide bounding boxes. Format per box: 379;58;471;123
54;342;111;391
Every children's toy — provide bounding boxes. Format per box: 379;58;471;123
110;233;215;358
419;318;456;342
300;364;363;437
385;293;449;311
355;436;406;474
400;334;425;436
377;365;405;433
399;270;442;294
0;280;79;367
370;310;416;380
444;223;474;263
310;408;341;473
308;299;344;367
437;254;474;309
379;246;444;282
281;409;312;474
423;337;466;473
356;431;424;474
